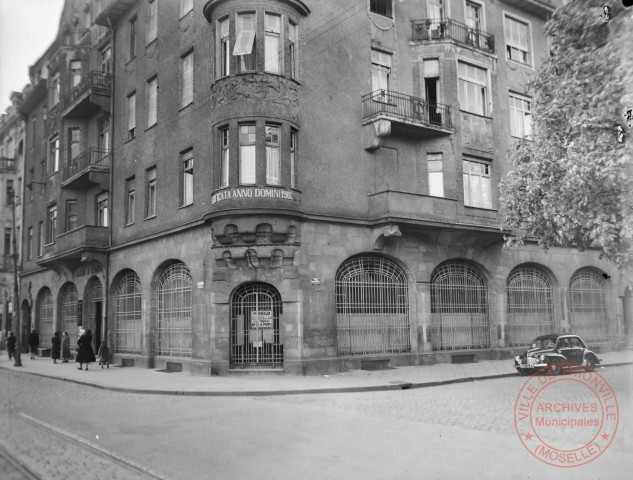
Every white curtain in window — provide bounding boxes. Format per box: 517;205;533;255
234;14;256;55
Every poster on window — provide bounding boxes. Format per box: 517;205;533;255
251;310;273;328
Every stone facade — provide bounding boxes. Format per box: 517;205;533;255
16;0;632;375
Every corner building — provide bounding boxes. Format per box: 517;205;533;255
19;0;631;375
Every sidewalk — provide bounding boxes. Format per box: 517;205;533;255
1;351;631;396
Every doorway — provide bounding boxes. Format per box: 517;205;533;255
230;283;283;367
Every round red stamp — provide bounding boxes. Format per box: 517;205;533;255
514;363;619;467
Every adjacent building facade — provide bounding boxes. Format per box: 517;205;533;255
0;92;24;341
16;0;631;375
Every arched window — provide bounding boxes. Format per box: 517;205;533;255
38;288;54;348
231;283;283;366
335;255;410;356
569;270;610;342
60;284;78;338
506;266;554;346
115;271;142;354
156;262;192;357
430;261;490;350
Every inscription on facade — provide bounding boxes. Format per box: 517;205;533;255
211;188;296;205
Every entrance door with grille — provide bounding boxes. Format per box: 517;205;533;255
231;283;283;367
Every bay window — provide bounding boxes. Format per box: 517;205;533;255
235;13;256;73
216;11;300;79
239;125;257;184
218;122;298;190
265;14;281;73
266;125;281;185
220;128;230;188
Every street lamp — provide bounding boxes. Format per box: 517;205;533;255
9;191;21;367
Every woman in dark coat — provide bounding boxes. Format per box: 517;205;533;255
61;332;71;363
76;329;96;370
51;332;61;364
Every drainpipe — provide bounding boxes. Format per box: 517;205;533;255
103;16;116;346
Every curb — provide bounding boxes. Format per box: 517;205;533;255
1;362;630;397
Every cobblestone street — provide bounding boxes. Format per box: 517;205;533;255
0;365;630;479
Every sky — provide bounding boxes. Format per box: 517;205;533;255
0;0;65;114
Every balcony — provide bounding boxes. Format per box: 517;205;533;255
368;190;501;230
0;255;14;272
18;79;47;115
61;148;110;190
0;157;16;172
38;225;109;268
362;90;452;149
411;18;495;54
62;71;111;119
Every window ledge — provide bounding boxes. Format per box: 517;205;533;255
124;222;134;228
464;205;497;212
506;58;533;70
459;110;493;120
145;124;157;132
145;39;157;49
144;215;157;221
125;57;137;67
124;136;136;144
178;203;193;210
178;102;193;112
179;11;193;20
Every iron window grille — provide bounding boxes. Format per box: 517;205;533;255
115;271;142;354
156;263;193;358
430;261;490;350
506;267;554;346
335;255;410;356
569;270;610;342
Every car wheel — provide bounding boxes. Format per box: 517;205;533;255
548;359;562;376
583;357;596;371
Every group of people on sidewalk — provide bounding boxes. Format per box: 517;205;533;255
3;328;112;370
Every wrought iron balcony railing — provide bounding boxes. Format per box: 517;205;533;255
0;157;16;171
411;18;495;54
66;71;111;107
62;148;110;182
362;90;453;130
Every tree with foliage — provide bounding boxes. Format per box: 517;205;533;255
500;0;633;269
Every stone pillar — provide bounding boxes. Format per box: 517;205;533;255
417;282;433;352
494;286;508;348
560;287;571;333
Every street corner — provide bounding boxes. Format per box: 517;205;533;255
514;363;619;467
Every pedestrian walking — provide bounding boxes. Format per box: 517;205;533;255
76;329;96;370
97;340;111;369
28;329;39;360
51;332;61;364
6;331;16;360
61;331;71;363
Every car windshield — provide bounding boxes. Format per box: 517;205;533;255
531;338;557;350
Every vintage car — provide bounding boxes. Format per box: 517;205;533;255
514;334;601;375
